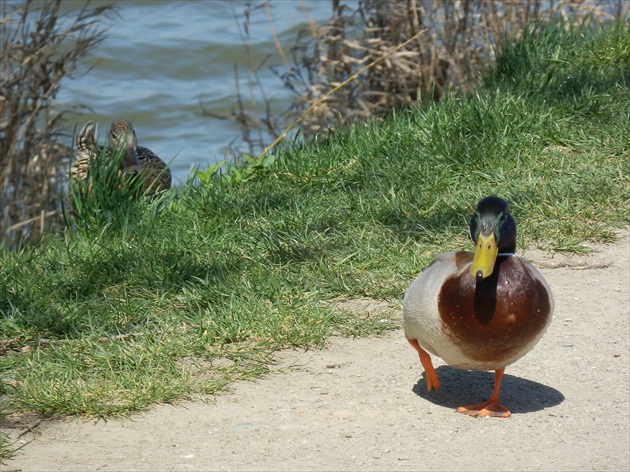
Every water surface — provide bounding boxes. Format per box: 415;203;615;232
57;1;335;184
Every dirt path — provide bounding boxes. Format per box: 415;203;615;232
4;230;629;472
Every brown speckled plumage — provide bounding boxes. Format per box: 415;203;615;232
71;121;105;184
71;120;171;194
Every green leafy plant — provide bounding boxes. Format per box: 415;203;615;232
194;154;277;188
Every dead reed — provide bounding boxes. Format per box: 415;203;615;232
0;0;110;248
212;0;627;157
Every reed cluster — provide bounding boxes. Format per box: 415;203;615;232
0;0;110;248
219;0;626;156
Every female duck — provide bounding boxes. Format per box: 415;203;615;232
71;120;142;184
403;196;553;417
71;120;171;193
108;119;171;193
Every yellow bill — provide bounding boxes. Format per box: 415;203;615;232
470;233;499;280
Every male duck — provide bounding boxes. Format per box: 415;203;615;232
71;120;171;193
403;196;553;418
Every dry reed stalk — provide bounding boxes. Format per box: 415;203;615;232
211;0;623;160
265;1;291;71
259;27;429;159
0;0;110;248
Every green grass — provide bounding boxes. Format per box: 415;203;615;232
0;19;628;443
65;138;169;234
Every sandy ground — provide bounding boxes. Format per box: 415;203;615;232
4;229;629;472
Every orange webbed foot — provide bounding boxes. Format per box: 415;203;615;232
456;400;511;418
456;368;511;418
406;337;441;391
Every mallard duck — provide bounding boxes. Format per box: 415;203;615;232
403;196;553;418
108;119;171;193
71;120;171;194
71;120;142;184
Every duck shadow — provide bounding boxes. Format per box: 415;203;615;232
412;366;564;414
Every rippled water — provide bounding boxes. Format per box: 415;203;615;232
56;1;335;184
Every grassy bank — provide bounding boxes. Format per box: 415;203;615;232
0;19;628;448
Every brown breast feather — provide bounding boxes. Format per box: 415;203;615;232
438;252;551;364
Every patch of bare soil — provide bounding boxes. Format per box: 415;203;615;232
4;230;629;472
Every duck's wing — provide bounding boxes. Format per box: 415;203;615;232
71;121;104;182
136;146;172;192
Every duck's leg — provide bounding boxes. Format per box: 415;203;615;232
456;368;511;418
406;337;441;391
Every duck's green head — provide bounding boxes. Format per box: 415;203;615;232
469;196;517;281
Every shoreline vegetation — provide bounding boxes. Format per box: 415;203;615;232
1;0;629;461
1;0;625;244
